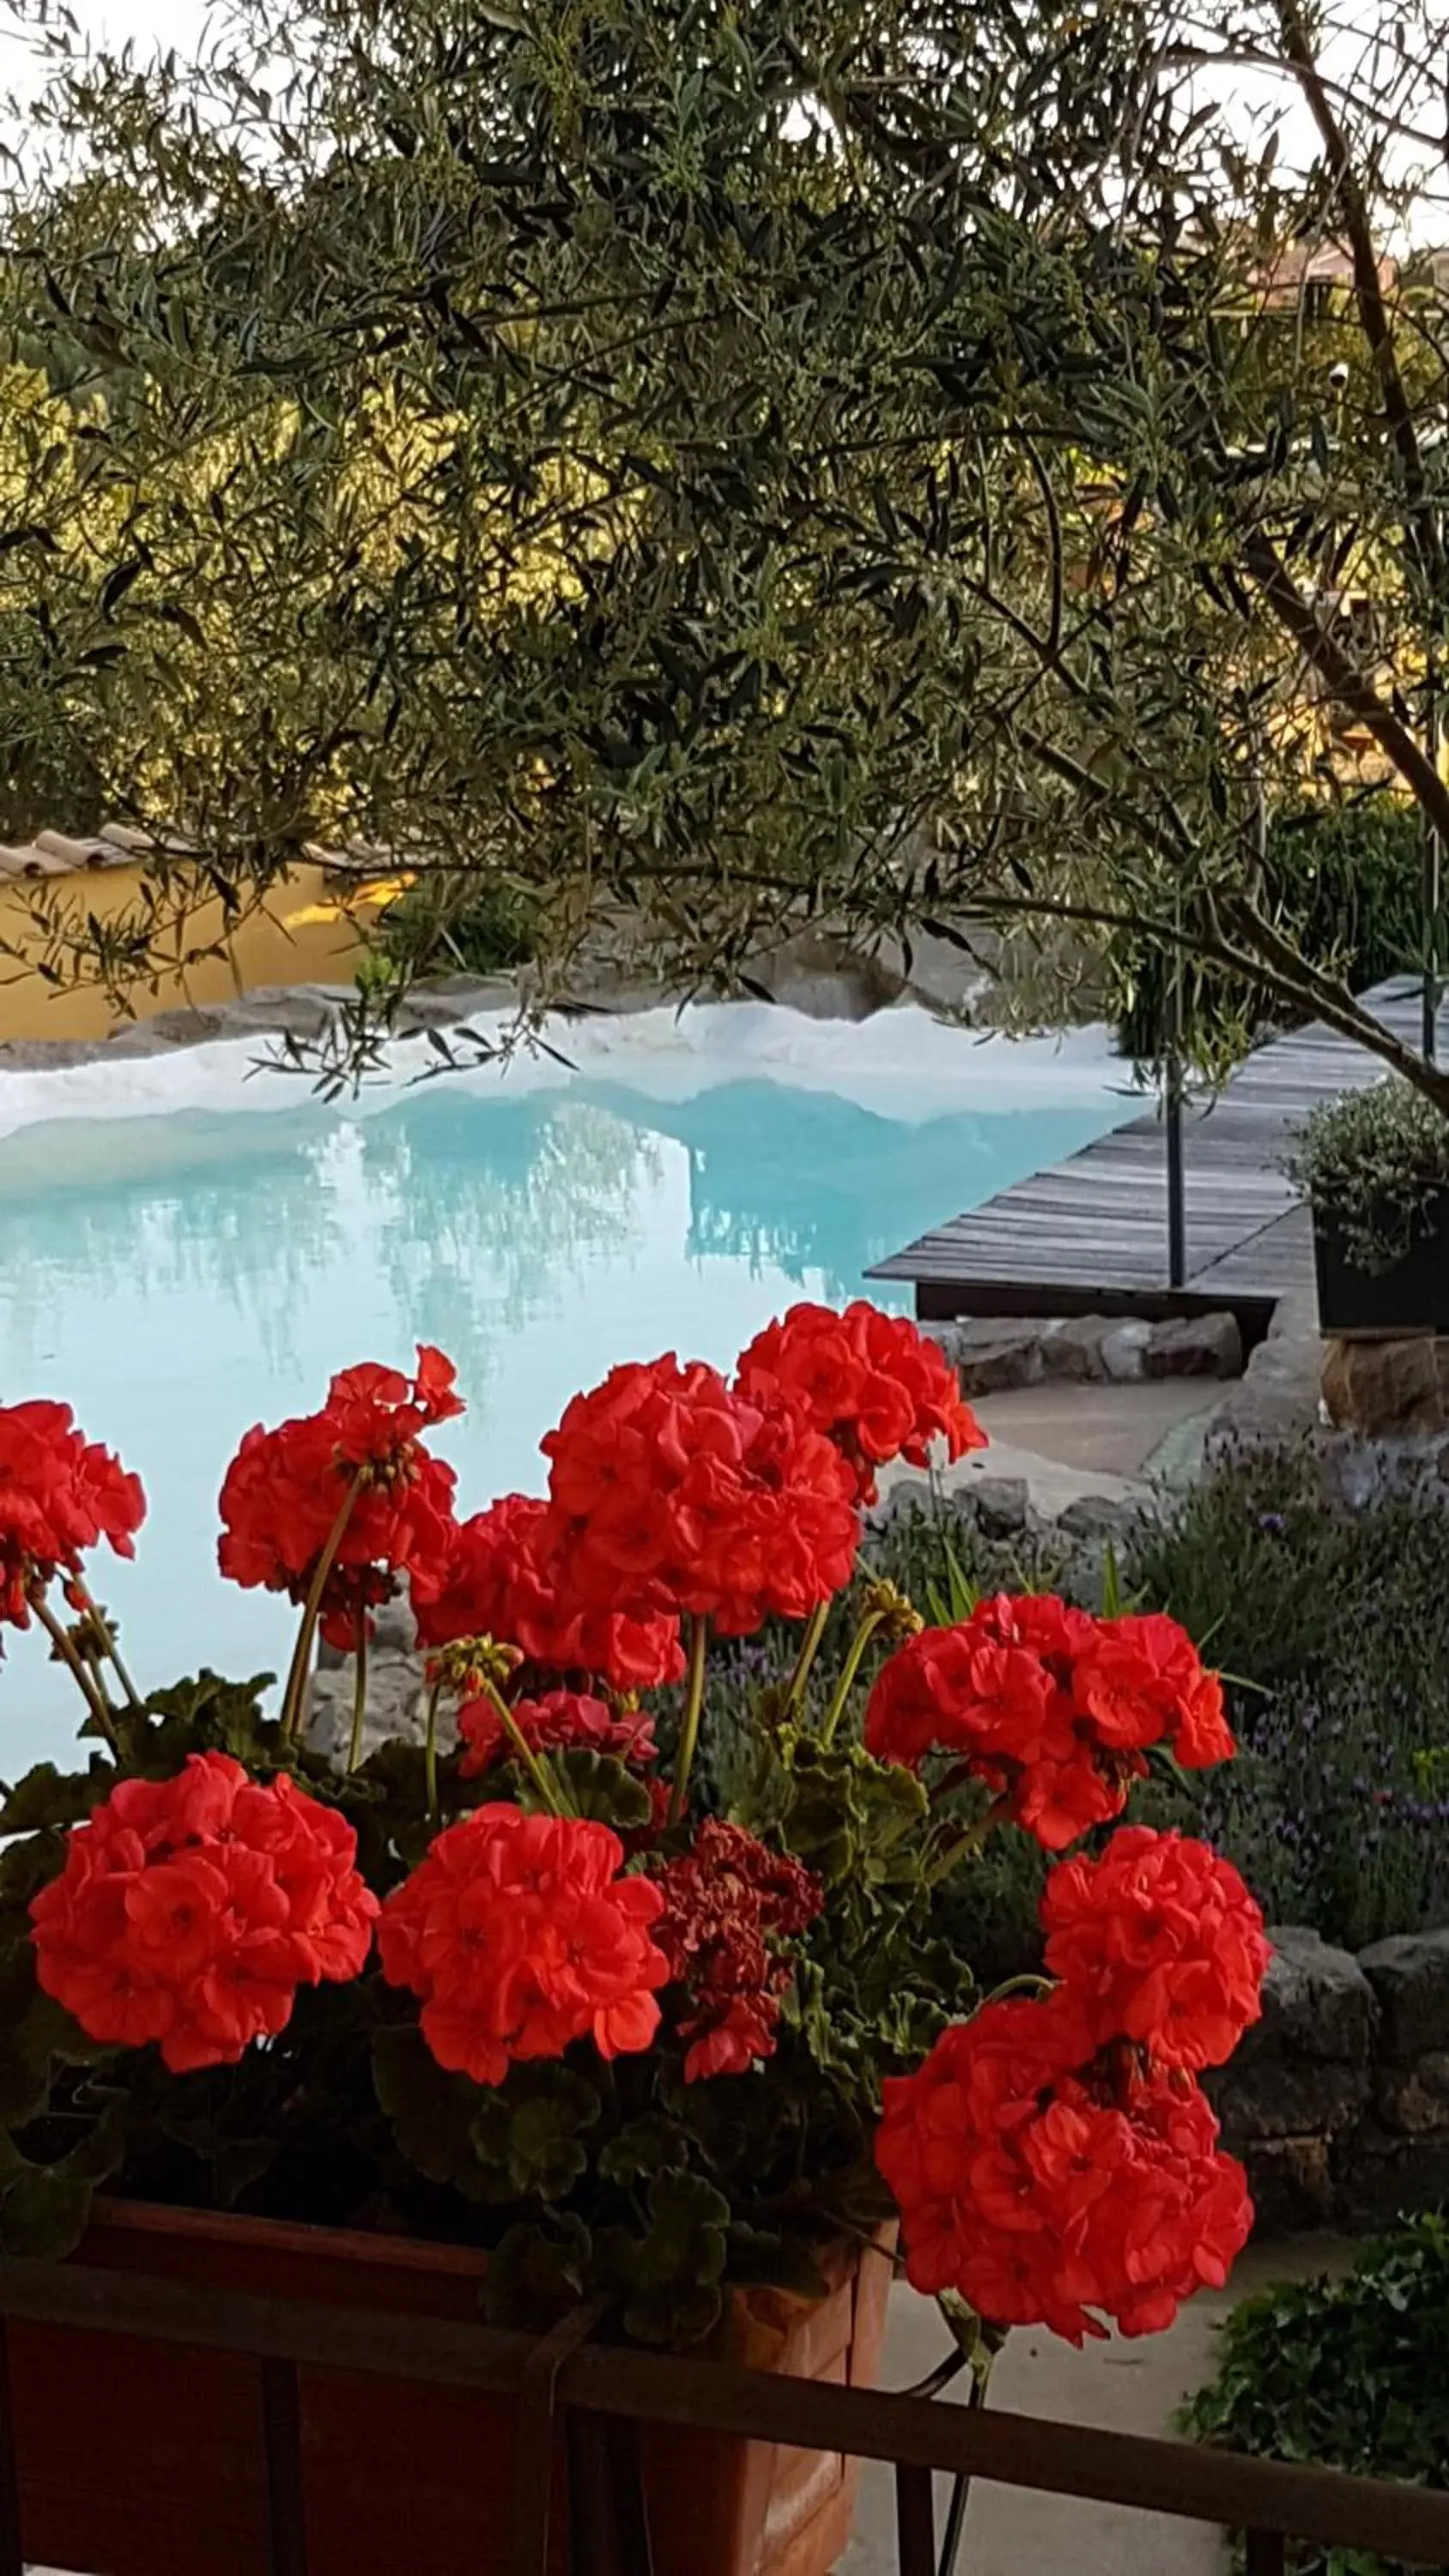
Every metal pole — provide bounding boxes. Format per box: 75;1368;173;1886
1165;898;1186;1291
1424;645;1441;1064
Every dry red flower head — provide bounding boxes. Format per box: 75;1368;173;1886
652;1819;823;2081
29;1751;378;2073
1040;1826;1270;2071
875;1989;1252;2343
217;1346;459;1648
543;1356;859;1635
864;1594;1230;1851
455;1686;658;1780
376;1803;669;2085
413;1492;684;1692
735;1300;985;1503
0;1399;144;1636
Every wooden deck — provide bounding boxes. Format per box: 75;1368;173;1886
868;975;1444;1327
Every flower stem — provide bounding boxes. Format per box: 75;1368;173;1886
31;1591;118;1752
923;1798;1010;1887
667;1614;709;1828
784;1601;829;1716
477;1675;565;1815
423;1680;442;1823
819;1610;884;1747
280;1475;362;1743
69;1582;145;1713
346;1607;370;1774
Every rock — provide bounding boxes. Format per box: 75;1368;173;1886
1100;1321;1151;1382
1377;2055;1449;2136
962;1475;1034;1540
952;1324;1045;1395
1145;1311;1243;1380
1054;1494;1144;1548
1039;1317;1113;1382
1359;1929;1449;2062
306;1647;437;1765
1340;2123;1449;2227
1207;1331;1322;1455
1322;1336;1449;1436
1239;2134;1337;2233
1214;1928;1378;2142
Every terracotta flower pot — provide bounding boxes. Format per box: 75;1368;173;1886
8;2201;894;2576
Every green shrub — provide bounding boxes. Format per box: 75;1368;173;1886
1127;1447;1449;1947
1112;796;1424;1077
1181;2216;1449;2575
1286;1078;1449;1272
370;871;540;981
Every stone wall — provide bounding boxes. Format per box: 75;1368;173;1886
1212;1926;1449;2232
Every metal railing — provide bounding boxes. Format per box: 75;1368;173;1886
1;2256;1446;2576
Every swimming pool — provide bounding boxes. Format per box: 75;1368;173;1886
0;1004;1130;1757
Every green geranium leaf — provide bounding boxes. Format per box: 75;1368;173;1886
0;2106;125;2262
210;2137;281;2207
482;2214;592;2330
595;2171;730;2346
469;2066;602;2202
0;1832;68;1907
0;1760;116;1836
726;2222;828;2300
372;2022;494;2195
543;1750;654;1830
598;2114;692;2187
118;1672;283;1774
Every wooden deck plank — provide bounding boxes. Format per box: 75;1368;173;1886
869;975;1443;1321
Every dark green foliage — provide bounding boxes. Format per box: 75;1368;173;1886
1113;799;1426;1081
1129;1447;1449;1947
1182;2218;1449;2574
373;874;541;982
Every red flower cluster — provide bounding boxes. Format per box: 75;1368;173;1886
736;1301;985;1504
218;1347;460;1648
29;1752;377;2074
864;1595;1232;1850
543;1358;859;1635
456;1686;658;1781
1040;1826;1270;2071
876;1988;1252;2343
377;1804;669;2084
652;1820;824;2081
0;1400;144;1636
414;1493;684;1693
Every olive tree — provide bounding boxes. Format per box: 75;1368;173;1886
3;0;1449;1106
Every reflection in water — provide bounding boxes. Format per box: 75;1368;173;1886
0;1064;1122;1761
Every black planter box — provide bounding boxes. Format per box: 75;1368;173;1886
1313;1185;1449;1338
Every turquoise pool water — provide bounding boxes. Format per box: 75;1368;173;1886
0;1008;1128;1761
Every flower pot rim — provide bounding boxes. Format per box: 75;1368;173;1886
88;2194;491;2280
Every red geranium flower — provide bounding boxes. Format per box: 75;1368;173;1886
652;1819;823;2081
456;1686;658;1780
29;1752;377;2073
414;1493;684;1692
1040;1826;1270;2071
876;1990;1252;2342
376;1804;669;2085
865;1595;1228;1852
735;1301;985;1504
1073;1613;1236;1768
0;1400;144;1636
217;1347;460;1648
542;1357;859;1636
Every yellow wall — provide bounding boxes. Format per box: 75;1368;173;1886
0;863;380;1042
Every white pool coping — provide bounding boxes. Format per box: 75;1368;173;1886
0;1001;1134;1142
